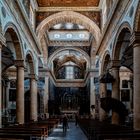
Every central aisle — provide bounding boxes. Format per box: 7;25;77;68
46;122;88;140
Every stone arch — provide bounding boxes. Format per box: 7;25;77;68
36;11;101;44
3;22;24;60
133;2;140;31
48;47;90;69
25;50;35;75
112;22;132;60
36;11;101;64
101;50;111;74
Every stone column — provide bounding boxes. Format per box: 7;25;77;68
44;73;49;118
5;81;9;112
90;74;96;119
111;60;120;125
131;32;140;130
30;74;38;121
99;82;107;121
2;74;9;113
90;49;97;118
15;60;25;124
0;44;2;127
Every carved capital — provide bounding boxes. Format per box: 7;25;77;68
130;31;140;47
14;60;25;67
29;74;38;81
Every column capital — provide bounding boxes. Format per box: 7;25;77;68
110;60;120;68
130;31;140;47
29;74;38;81
14;60;25;67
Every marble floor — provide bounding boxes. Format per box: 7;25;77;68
46;122;88;140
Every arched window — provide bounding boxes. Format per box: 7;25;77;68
65;66;74;79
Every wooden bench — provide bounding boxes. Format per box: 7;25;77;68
0;124;48;140
0;118;60;139
97;132;140;140
0;133;31;140
78;119;139;140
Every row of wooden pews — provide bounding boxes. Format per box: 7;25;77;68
78;118;140;140
0;118;60;140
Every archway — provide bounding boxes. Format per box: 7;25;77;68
101;51;111;74
24;52;37;122
111;23;132;125
36;11;101;43
36;11;101;64
37;11;101;118
2;24;24;124
48;48;90;80
100;52;112;97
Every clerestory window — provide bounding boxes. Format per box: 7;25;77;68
65;66;74;79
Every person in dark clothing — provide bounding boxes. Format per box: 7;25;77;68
62;114;68;133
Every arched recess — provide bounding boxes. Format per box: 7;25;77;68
101;51;111;74
48;47;90;70
25;50;35;75
1;22;24;124
112;22;133;71
4;22;24;60
36;11;101;43
36;11;101;63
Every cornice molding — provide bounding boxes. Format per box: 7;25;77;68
47;40;91;47
38;6;100;12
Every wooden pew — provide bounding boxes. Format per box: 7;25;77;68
0;118;60;139
0;133;31;140
97;132;140;140
0;124;48;140
78;118;139;140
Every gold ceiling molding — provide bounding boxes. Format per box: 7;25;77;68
38;7;100;12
